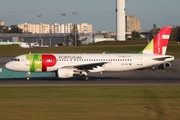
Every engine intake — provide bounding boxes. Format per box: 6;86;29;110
163;62;171;69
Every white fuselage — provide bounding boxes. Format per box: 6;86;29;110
5;53;174;73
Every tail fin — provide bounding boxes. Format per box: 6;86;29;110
139;26;172;55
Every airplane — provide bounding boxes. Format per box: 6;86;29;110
5;26;174;81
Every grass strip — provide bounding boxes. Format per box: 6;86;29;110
0;86;179;120
0;41;180;58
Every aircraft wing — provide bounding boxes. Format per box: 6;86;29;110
63;62;107;71
74;62;107;70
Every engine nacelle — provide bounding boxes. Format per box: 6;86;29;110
163;62;171;69
56;68;74;78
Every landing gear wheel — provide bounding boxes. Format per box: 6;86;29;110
158;64;164;70
27;72;30;81
82;75;89;81
152;67;155;71
84;76;89;81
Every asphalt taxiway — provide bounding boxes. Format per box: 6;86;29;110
0;57;180;86
0;57;12;68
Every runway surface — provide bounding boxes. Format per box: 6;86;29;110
0;57;12;68
0;57;180;86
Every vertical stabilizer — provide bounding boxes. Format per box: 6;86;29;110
140;26;172;55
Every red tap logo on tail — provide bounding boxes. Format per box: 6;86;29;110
153;26;172;55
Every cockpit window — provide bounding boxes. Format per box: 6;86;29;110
12;58;20;61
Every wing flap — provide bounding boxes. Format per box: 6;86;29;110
62;62;107;71
74;62;107;70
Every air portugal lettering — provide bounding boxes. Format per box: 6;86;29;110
27;54;57;72
42;54;57;72
154;27;171;55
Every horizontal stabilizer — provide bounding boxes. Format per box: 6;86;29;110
153;57;174;61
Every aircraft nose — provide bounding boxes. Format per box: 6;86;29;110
5;62;12;70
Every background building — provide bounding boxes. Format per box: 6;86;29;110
126;13;141;33
0;20;4;26
18;23;93;34
78;23;93;34
18;23;49;34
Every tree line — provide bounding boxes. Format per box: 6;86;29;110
0;25;23;33
131;24;180;41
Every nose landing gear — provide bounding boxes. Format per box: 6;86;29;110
27;72;30;80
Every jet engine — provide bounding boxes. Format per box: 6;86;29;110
163;62;171;69
56;68;74;78
158;62;172;70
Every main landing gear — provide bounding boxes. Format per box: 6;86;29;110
158;64;164;70
82;75;89;81
81;71;89;81
152;64;164;71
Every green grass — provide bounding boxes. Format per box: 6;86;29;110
1;41;180;58
0;86;180;120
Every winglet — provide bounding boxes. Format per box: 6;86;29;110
139;26;172;55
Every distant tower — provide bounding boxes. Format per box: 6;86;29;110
116;0;126;41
